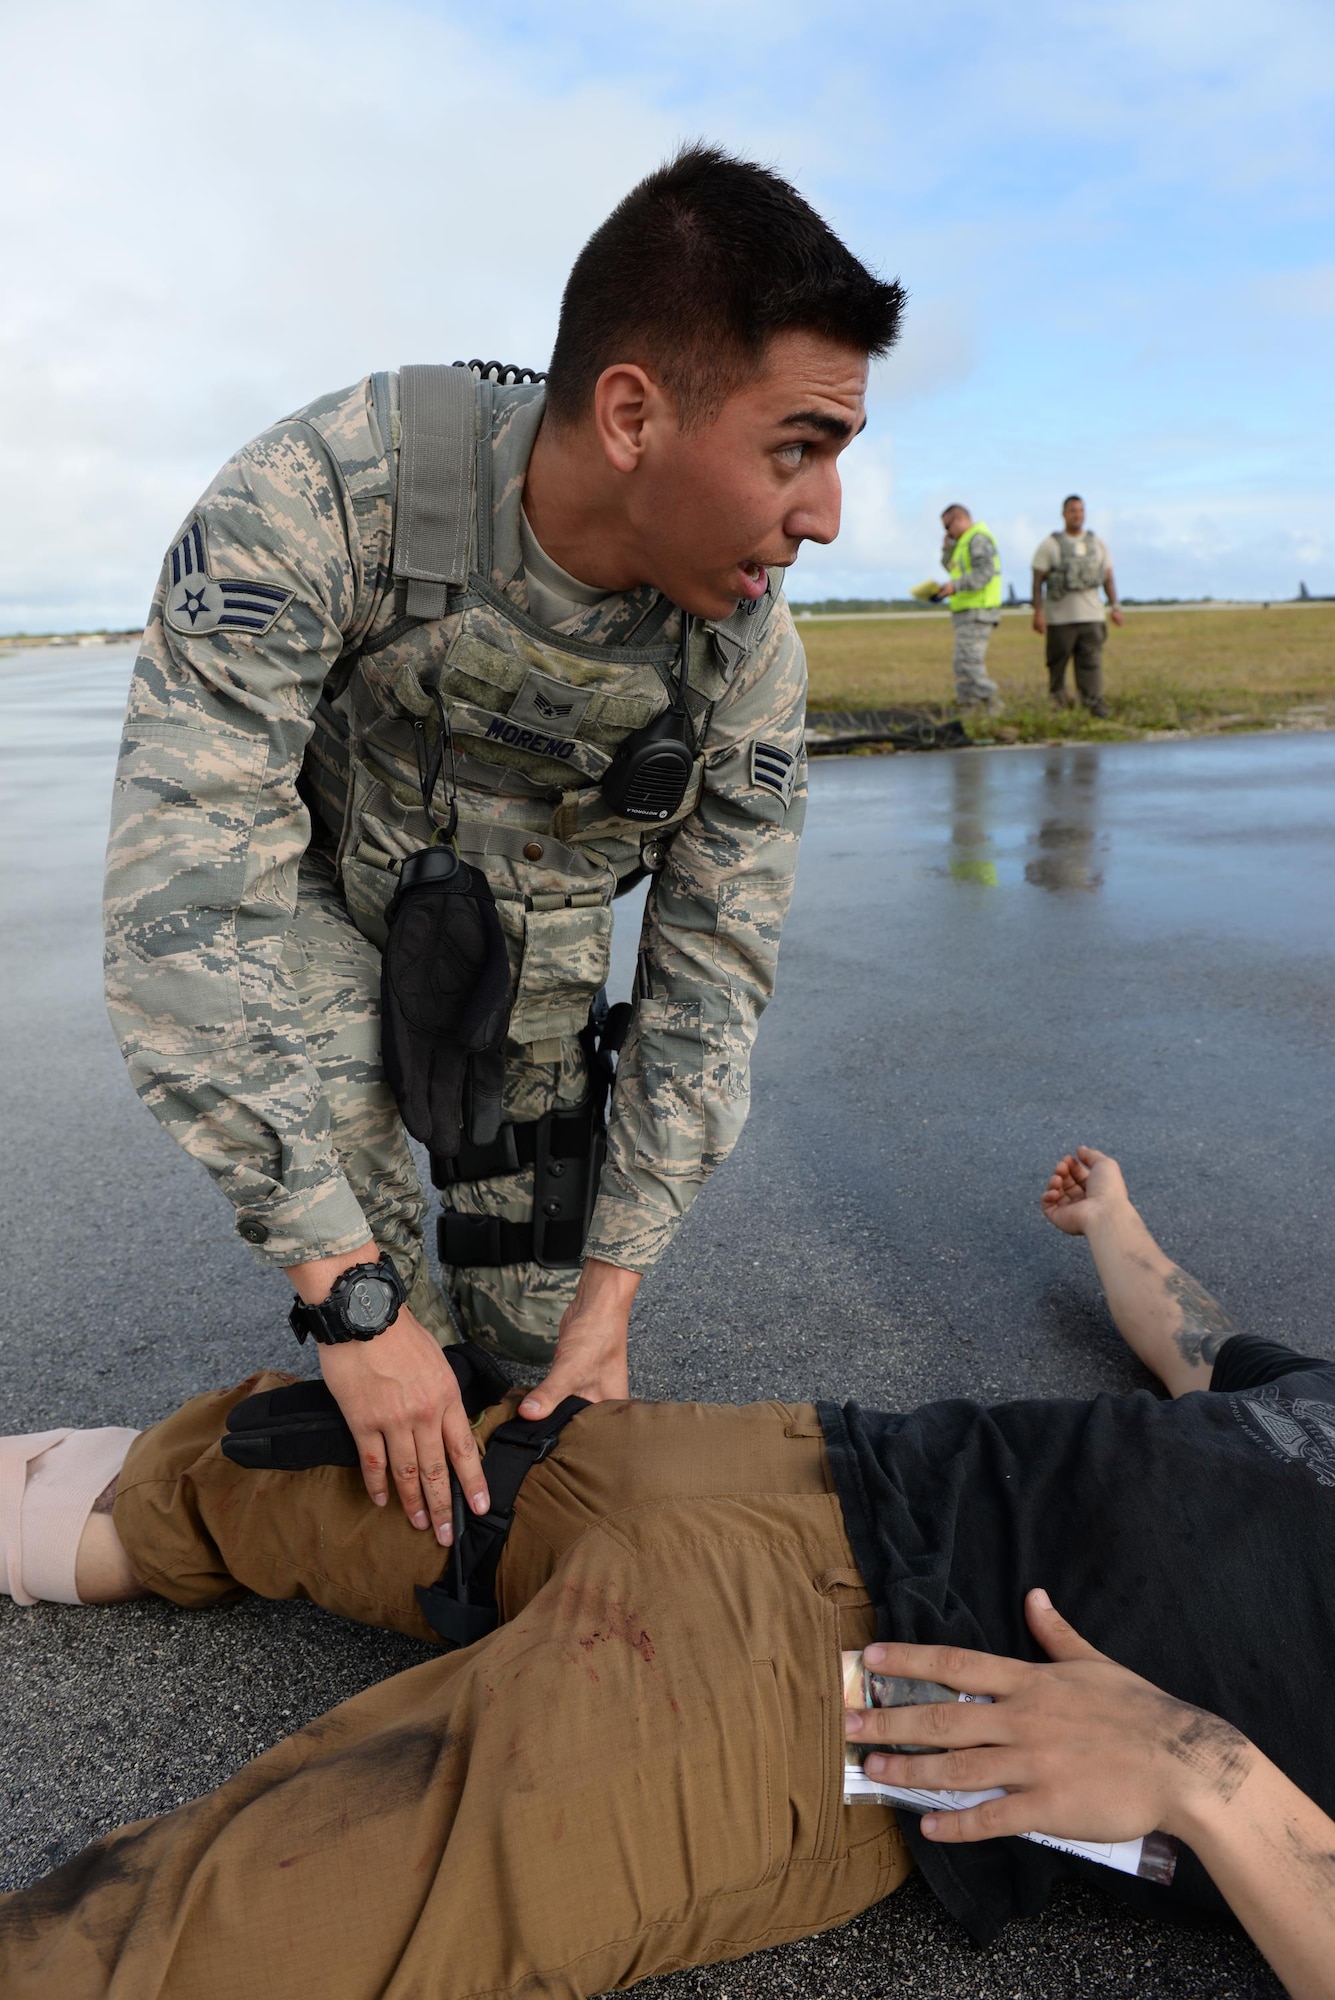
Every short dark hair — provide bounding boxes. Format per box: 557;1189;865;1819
545;144;906;429
941;503;970;518
1062;494;1084;508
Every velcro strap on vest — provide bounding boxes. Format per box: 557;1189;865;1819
393;365;475;619
415;1396;589;1648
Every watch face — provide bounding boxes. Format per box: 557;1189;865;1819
345;1275;395;1333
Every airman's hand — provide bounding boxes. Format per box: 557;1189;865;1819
318;1307;489;1543
1109;606;1125;628
1032;608;1048;634
519;1257;637;1420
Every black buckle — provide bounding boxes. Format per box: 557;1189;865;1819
414;1401;588;1650
488;1428;563;1474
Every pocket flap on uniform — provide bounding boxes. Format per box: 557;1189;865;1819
507;903;613;1049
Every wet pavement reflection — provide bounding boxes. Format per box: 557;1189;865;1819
946;744;1110;895
1023;747;1105;894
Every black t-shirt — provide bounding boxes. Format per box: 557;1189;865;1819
819;1335;1335;1943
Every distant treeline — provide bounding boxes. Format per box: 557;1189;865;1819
791;597;930;615
789;593;1331;616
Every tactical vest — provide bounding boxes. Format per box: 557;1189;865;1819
1045;531;1106;601
946;520;1003;611
297;365;763;1063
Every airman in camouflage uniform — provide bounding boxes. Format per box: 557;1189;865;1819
104;368;807;1365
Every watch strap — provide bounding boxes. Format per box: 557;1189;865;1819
289;1296;349;1346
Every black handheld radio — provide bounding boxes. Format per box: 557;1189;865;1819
600;616;697;823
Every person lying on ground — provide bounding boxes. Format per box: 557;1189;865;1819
1;1148;1333;2000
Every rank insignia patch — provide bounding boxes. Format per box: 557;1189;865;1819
749;738;798;807
508;670;594;736
163;519;294;638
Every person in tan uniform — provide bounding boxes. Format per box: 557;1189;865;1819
1031;495;1124;715
4;1149;1335;1999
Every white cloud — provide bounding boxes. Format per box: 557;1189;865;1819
0;0;679;626
1;0;1332;625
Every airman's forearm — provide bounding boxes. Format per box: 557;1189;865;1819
285;1240;383;1303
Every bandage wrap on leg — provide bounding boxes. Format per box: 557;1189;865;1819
0;1428;140;1605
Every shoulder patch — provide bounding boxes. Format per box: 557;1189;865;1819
750;738;797;807
163;519;294;638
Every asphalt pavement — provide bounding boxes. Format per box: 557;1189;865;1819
4;642;1330;1996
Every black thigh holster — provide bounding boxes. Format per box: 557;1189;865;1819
432;992;632;1272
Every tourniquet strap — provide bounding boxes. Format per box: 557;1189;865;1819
415;1395;589;1648
220;1341;512;1470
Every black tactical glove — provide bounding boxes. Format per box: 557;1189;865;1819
380;845;513;1157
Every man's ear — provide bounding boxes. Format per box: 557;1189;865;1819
593;363;668;475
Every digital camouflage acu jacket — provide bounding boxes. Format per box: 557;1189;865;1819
104;371;808;1275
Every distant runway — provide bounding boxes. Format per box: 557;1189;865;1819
4;643;1328;1998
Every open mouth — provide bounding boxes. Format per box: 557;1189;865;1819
736;560;769;601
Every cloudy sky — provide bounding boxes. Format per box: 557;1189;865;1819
2;0;1332;628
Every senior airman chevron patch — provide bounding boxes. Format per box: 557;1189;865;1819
163;518;295;638
749;738;797;807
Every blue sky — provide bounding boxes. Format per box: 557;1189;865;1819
1;0;1332;628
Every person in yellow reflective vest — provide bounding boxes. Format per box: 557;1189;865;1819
936;503;1003;711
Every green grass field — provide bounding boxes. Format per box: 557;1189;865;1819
798;604;1335;743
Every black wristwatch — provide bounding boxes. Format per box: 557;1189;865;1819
288;1256;408;1346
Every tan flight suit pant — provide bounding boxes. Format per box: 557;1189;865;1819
0;1387;911;2000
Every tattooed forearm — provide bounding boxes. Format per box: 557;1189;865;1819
1167;1267;1236;1371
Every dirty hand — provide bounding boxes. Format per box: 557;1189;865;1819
1040;1144;1129;1235
519;1257;637;1419
1032;608;1048;634
845;1590;1252;1846
319;1307;489;1544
